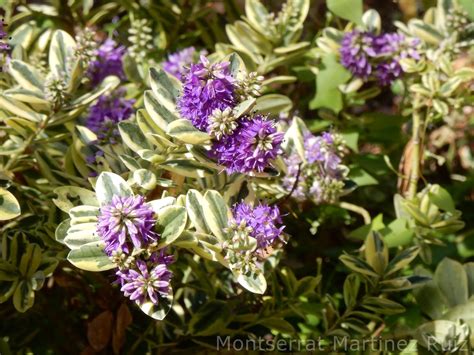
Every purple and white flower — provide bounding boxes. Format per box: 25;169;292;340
97;195;158;255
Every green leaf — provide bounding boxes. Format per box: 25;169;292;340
283;116;307;161
339;254;379;278
13;280;34;313
0;188;21;221
144;90;180;131
233;98;256;118
459;0;474;20
166;119;210;144
327;0;363;25
147;197;176;213
364;232;388;275
186;190;210;234
139;291;173;320
245;0;270;36
409;20;444;45
295;275;322;297
49;30;76;77
343;274;360;308
118;121;152;151
161;159;215;178
19;243;42;277
236;270;267;294
9;60;44;92
348;167;378;186
362;297;405;315
362;9;381;33
0;95;45;122
68;205;99;225
189;300;232;336
202;190;230;242
255;94;292;114
64;223;100;250
226;21;272;55
464;263;474;296
133;169;157;190
67;241;115;272
385;246;419;277
53;186;98;213
95;172;133;206
428;185;455;213
380;275;431;292
258;318;295;334
0;261;18;281
341;131;359;152
310;54;351;113
156;206;187;246
149;67;180;113
434;258;468;307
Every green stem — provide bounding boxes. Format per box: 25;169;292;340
339;201;371;225
3;114;53;172
407;107;423;200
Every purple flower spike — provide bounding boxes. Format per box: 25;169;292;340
88;39;127;86
178;55;235;131
340;30;377;79
86;88;135;142
212;116;284;174
163;47;206;81
232;202;285;248
116;253;173;305
97;195;158;255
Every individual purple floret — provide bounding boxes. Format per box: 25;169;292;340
178;55;235;131
211;116;284;174
340;30;377;79
163;47;207;81
88;39;126;86
232;202;284;248
116;252;173;305
97;195;158;255
374;33;420;85
86;88;135;142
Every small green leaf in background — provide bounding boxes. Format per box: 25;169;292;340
459;0;474;20
434;258;468;308
327;0;363;25
0;188;21;221
310;54;351;114
189;300;232;336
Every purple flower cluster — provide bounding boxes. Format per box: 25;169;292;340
340;30;419;85
116;251;173;305
212;116;284;174
88;39;126;86
232;202;284;248
283;131;348;204
163;47;206;81
177;56;283;174
97;195;157;255
96;195;174;306
340;30;377;79
86;88;135;142
178;56;235;131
